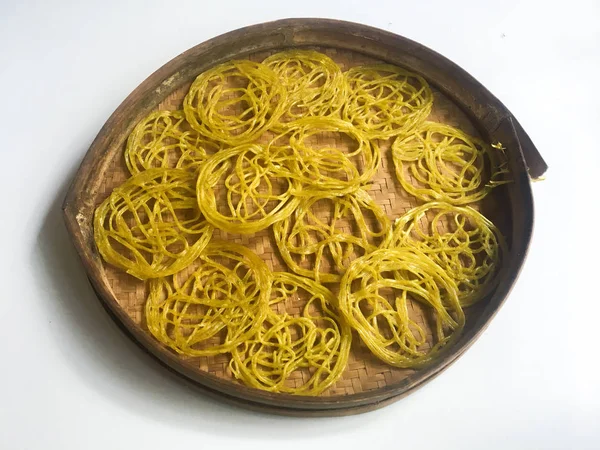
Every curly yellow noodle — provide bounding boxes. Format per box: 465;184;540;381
145;242;271;356
230;272;351;395
338;248;465;368
342;64;433;139
392;122;511;204
124;110;220;175
263;50;346;124
183;60;286;145
383;202;507;307
273;189;391;283
196;144;302;234
267;117;381;196
94;168;213;280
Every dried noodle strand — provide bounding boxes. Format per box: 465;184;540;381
145;242;271;356
94;168;213;279
263;50;346;124
338;248;465;368
125;110;220;175
274;189;391;283
196;144;302;234
342;64;433;139
384;202;507;306
267;117;381;196
230;272;351;395
183;60;286;145
392;122;511;204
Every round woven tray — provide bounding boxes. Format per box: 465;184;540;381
63;19;544;416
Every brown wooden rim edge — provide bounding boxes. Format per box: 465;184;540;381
62;18;539;413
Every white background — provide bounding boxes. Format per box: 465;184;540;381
1;1;599;449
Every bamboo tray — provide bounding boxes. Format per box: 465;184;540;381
62;19;546;416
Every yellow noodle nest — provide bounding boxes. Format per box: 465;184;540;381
274;189;391;283
183;60;286;146
338;247;465;368
125;110;220;175
145;242;271;356
342;64;433;139
383;202;507;307
267;117;381;196
263;50;346;124
196;144;302;234
392;122;510;204
229;272;351;395
93;49;513;396
94;168;213;280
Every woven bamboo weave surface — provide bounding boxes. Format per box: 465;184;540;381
96;47;510;397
